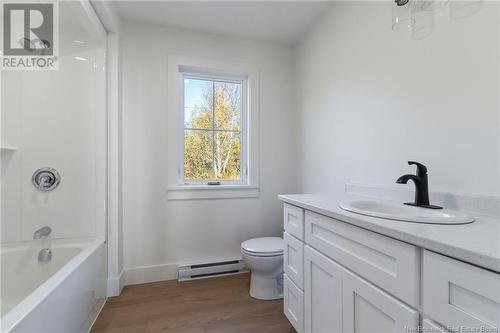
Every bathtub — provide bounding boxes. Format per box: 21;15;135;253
0;238;107;332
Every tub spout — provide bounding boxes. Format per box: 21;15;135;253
38;248;52;262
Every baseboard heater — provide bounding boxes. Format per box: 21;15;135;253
178;259;248;281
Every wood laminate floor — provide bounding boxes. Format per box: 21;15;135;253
91;273;294;333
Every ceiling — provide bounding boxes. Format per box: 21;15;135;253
110;1;333;44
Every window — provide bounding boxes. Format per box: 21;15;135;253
167;56;259;200
181;71;247;185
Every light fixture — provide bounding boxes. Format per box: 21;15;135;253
392;0;482;39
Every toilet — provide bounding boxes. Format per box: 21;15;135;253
241;237;284;300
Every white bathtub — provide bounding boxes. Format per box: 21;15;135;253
0;238;107;332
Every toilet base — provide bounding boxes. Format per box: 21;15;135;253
249;273;283;300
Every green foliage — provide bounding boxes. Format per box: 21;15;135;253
184;82;242;181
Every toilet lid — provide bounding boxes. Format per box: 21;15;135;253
241;237;283;255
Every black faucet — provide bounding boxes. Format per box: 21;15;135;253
396;161;442;209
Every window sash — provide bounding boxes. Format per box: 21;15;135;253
180;72;248;185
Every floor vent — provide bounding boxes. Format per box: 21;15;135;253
178;259;248;281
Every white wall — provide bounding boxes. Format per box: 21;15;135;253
121;21;296;281
1;6;106;242
295;1;499;198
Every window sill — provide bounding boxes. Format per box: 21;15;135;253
167;185;260;201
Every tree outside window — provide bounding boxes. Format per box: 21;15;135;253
183;77;244;183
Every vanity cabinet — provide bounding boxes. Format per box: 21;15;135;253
283;205;419;333
281;202;500;333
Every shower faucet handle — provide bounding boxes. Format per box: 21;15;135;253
32;167;61;192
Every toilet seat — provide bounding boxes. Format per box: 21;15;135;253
242;248;283;257
241;237;283;257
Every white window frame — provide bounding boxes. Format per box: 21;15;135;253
179;70;248;186
166;55;260;200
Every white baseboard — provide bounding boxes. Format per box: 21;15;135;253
107;270;125;297
124;263;178;286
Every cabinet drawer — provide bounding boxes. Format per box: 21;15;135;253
423;250;500;330
284;204;304;241
284;232;304;289
305;211;419;306
284;274;304;333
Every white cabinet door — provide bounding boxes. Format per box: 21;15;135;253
284;232;304;289
304;246;343;333
284;274;304;333
342;269;419;333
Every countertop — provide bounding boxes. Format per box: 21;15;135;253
278;193;500;273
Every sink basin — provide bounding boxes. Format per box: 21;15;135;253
339;200;474;225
